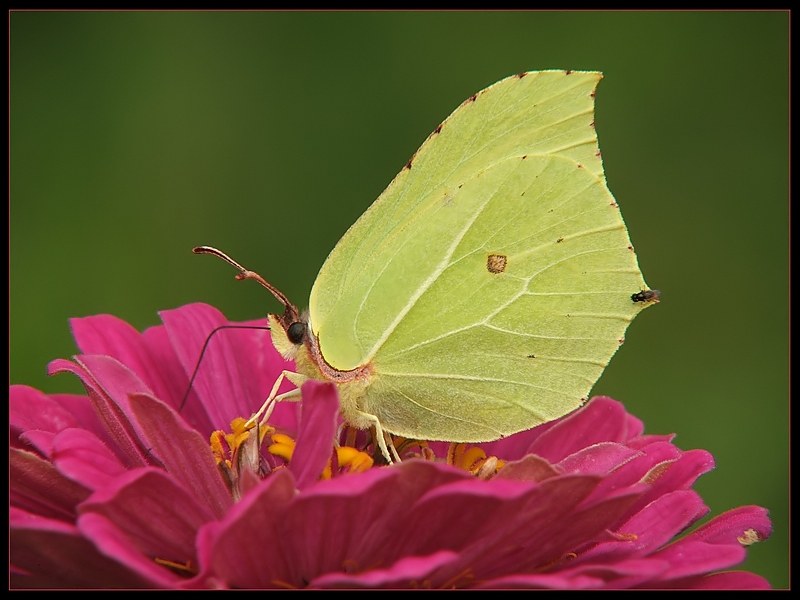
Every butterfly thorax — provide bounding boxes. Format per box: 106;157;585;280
268;312;375;425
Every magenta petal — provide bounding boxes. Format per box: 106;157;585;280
619;447;716;521
13;301;775;589
684;505;772;546
191;468;297;588
18;429;56;458
584;441;682;501
70;313;181;407
159;303;290;432
277;462;472;585
48;356;152;468
648;539;746;581
579;490;709;563
556;442;642;475
10;385;81;444
128;392;233;518
559;556;671;589
51;428;127;490
10;448;89;521
494;453;560;482
440;480;645;581
310;550;460;589
77;512;183;587
291;381;340;490
79;468;215;566
679;571;772;589
528;397;636;462
53;392;113;446
473;572;606;589
10;508;153;589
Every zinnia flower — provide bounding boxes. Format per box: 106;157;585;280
10;303;772;589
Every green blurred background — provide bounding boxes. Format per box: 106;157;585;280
10;11;788;588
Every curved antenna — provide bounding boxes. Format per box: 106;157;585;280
193;246;301;329
193;246;294;308
178;323;271;413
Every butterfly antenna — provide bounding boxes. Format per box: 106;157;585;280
178;323;271;413
193;246;292;306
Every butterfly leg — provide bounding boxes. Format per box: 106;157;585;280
350;408;401;464
245;369;308;430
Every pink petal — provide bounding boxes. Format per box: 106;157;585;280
10;508;153;588
141;321;215;435
191;468;298;588
18;429;56;458
647;539;745;581
70;313;182;409
528;397;637;462
10;385;82;443
677;571;772;589
683;505;772;546
128;391;233;518
310;550;460;589
556;442;642;476
48;356;152;468
291;381;340;490
79;468;215;565
10;448;89;522
159;303;291;432
77;512;184;587
51;428;127;489
494;453;560;482
578;490;709;563
430;479;645;581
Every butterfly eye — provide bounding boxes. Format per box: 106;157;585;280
287;321;306;345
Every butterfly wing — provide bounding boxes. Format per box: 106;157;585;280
309;70;654;441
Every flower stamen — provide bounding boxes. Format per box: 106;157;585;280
154;557;196;575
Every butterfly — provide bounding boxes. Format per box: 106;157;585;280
197;70;657;462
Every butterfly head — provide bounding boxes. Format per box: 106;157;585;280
268;309;308;362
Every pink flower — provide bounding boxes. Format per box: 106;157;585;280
10;303;772;589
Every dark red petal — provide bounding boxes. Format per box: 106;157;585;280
77;512;184;587
674;571;772;589
128;392;233;519
193;462;470;589
10;448;89;521
79;468;215;565
10;508;154;588
310;550;460;589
